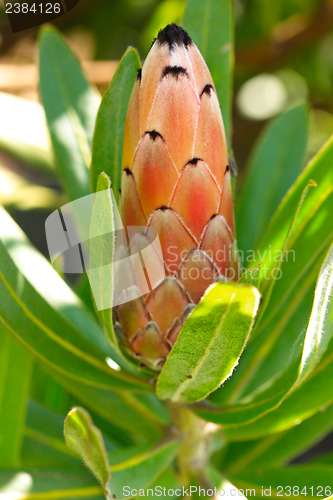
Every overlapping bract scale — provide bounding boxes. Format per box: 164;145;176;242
117;24;238;369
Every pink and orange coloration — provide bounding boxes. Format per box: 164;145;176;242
115;24;239;369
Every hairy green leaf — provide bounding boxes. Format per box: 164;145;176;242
65;407;110;496
65;408;179;500
157;282;260;403
55;372;166;442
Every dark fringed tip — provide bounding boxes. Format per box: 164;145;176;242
157;24;192;49
162;66;188;79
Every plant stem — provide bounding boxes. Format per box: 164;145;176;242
168;403;217;488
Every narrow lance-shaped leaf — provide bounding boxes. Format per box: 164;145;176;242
253;136;333;290
157;281;261;403
236;105;308;253
89;173;118;347
0;327;32;467
221;354;333;440
183;0;234;141
91;48;141;199
223;403;333;473
298;242;333;382
39;25;100;201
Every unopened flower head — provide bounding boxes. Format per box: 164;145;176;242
115;24;239;369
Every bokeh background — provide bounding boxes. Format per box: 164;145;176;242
0;0;332;455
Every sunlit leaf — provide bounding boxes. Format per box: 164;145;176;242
39;26;100;201
298;243;333;382
157;282;260;403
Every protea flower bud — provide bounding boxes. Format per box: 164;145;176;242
115;24;238;370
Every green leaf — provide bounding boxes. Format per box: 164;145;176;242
210;249;323;411
65;407;111;496
0;327;32;467
236;105;308;253
39;26;100;201
91;48;140;198
183;0;234;141
195;358;301;426
0;204;145;377
0;250;151;395
222;354;333;441
157;282;261;403
223;404;333;473
213;137;333;406
89;173;117;347
108;440;180;499
196;262;333;428
254;136;333;293
65;408;179;500
228;465;333;499
195;179;331;426
30;363;72;414
0;469;104;499
0;206;151;393
298;243;333;382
